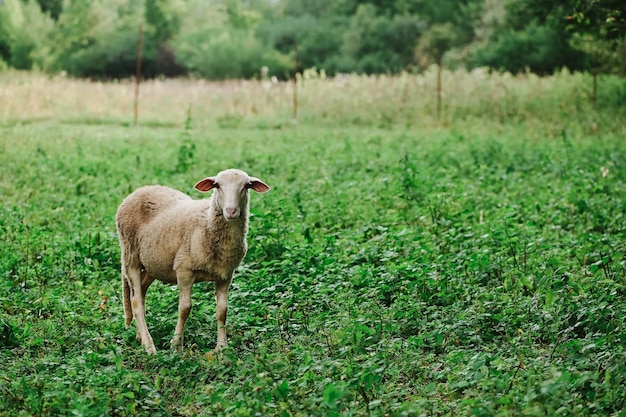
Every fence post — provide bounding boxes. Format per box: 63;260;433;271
293;42;299;122
134;22;143;126
436;56;442;121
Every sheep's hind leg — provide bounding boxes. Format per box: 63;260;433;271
171;272;194;351
135;268;155;342
122;269;134;328
127;265;157;354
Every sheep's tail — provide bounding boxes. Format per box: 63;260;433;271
122;271;133;327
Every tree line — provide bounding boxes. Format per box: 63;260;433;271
0;0;624;80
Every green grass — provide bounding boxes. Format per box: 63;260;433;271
1;72;626;416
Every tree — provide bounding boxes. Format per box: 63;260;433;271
48;0;144;77
281;0;337;18
143;0;187;76
469;0;588;74
568;0;626;40
568;0;626;76
340;4;426;74
416;23;462;119
34;0;62;20
469;23;586;74
0;0;54;70
174;0;290;79
565;0;626;103
297;17;345;74
3;0;623;79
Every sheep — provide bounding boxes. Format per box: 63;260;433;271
115;169;270;354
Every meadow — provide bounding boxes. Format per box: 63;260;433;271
0;69;625;416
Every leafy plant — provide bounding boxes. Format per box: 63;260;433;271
175;107;196;173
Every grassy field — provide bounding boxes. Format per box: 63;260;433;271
1;70;625;416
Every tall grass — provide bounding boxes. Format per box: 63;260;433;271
1;68;624;131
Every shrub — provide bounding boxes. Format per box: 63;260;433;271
469;22;588;74
0;0;54;70
48;0;186;78
341;6;426;74
175;27;290;79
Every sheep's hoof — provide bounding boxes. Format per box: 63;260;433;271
145;345;157;355
209;348;223;359
170;338;183;352
212;342;227;354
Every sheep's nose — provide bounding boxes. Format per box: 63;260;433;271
225;208;238;219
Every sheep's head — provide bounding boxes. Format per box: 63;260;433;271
194;169;270;220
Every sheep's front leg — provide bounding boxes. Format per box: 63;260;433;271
215;279;231;352
171;273;194;351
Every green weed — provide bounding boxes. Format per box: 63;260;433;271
0;74;625;416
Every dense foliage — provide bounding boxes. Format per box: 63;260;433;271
0;70;625;415
0;0;625;79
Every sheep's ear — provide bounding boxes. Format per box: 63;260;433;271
194;177;217;192
248;178;270;193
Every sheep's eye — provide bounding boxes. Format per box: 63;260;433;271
213;183;220;189
244;182;252;189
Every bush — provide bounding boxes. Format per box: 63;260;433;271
175;27;290;79
48;1;139;77
60;27;143;78
48;0;186;79
341;6;426;74
297;18;345;74
469;22;588;74
263;15;318;54
0;0;54;70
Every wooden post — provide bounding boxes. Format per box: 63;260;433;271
591;50;598;107
436;56;442;121
293;42;299;122
134;22;143;126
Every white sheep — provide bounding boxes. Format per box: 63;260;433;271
116;169;270;354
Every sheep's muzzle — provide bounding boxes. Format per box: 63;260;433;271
224;207;240;220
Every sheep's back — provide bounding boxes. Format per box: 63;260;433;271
116;185;192;242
